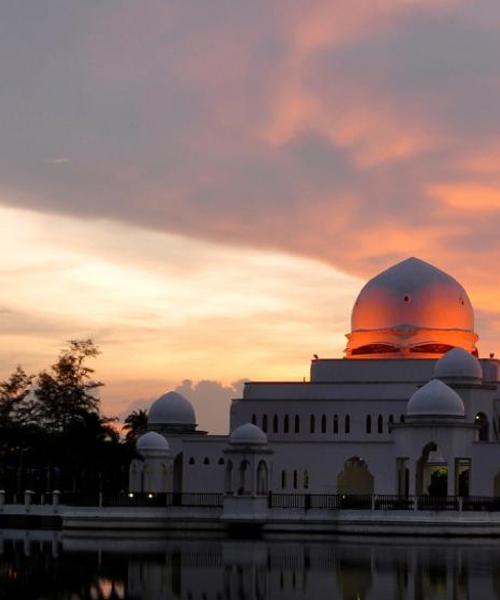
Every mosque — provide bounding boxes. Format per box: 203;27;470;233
129;257;500;504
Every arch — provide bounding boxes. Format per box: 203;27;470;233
225;460;233;494
143;465;151;493
337;457;374;495
303;469;310;489
377;414;383;434
188;457;195;465
310;415;315;433
262;415;268;433
293;470;298;490
160;463;168;491
281;470;287;489
321;414;327;433
257;460;269;495
273;414;279;433
284;414;290;433
218;457;225;465
416;442;448;496
174;452;183;493
203;457;210;465
333;414;339;434
344;415;350;434
251;414;257;425
400;414;405;423
475;412;489;441
366;415;372;434
388;414;394;432
294;415;300;433
238;460;250;495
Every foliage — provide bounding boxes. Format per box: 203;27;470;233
123;409;148;445
0;339;134;494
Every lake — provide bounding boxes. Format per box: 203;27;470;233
0;530;499;599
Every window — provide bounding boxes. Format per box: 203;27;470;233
203;457;210;465
218;458;225;465
251;414;256;425
281;470;287;489
273;414;278;433
334;414;339;434
189;457;195;465
377;414;383;434
303;469;310;489
344;415;350;434
294;415;300;433
262;415;268;432
293;470;298;489
366;415;372;434
284;415;290;433
310;415;316;433
388;414;394;432
321;414;327;433
400;414;405;423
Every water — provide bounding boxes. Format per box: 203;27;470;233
1;530;500;599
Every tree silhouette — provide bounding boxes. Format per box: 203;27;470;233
123;409;148;445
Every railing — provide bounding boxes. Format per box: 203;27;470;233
268;493;500;512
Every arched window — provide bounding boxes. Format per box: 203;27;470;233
344;415;350;434
225;460;233;494
238;460;249;495
366;415;372;434
262;415;268;433
293;470;298;489
400;414;405;423
321;414;327;433
333;415;339;434
377;414;383;434
281;470;287;489
188;457;195;465
476;412;489;441
251;414;257;425
218;457;225;465
257;461;269;495
294;415;300;433
273;414;278;433
284;415;290;433
303;470;310;489
310;415;316;433
388;414;394;432
203;457;210;465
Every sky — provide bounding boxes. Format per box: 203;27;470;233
1;1;500;433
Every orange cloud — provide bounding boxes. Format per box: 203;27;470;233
429;183;500;211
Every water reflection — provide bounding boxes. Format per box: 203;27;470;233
1;530;500;599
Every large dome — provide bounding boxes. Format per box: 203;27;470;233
148;391;196;427
345;257;478;358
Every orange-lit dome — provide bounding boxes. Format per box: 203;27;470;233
345;258;478;359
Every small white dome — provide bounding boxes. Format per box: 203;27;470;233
434;347;482;382
407;379;465;418
230;423;267;446
136;431;169;453
148;391;196;425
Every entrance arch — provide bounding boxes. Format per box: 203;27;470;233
416;443;448;496
337;457;374;495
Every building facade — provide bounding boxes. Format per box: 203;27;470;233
130;257;500;501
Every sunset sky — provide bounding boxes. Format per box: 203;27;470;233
2;1;500;433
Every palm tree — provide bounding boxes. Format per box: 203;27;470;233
123;409;148;444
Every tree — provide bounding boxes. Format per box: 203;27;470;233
35;339;103;431
0;365;34;425
123;409;148;444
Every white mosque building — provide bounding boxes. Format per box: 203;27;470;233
129;257;500;505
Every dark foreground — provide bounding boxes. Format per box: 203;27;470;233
1;529;499;599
